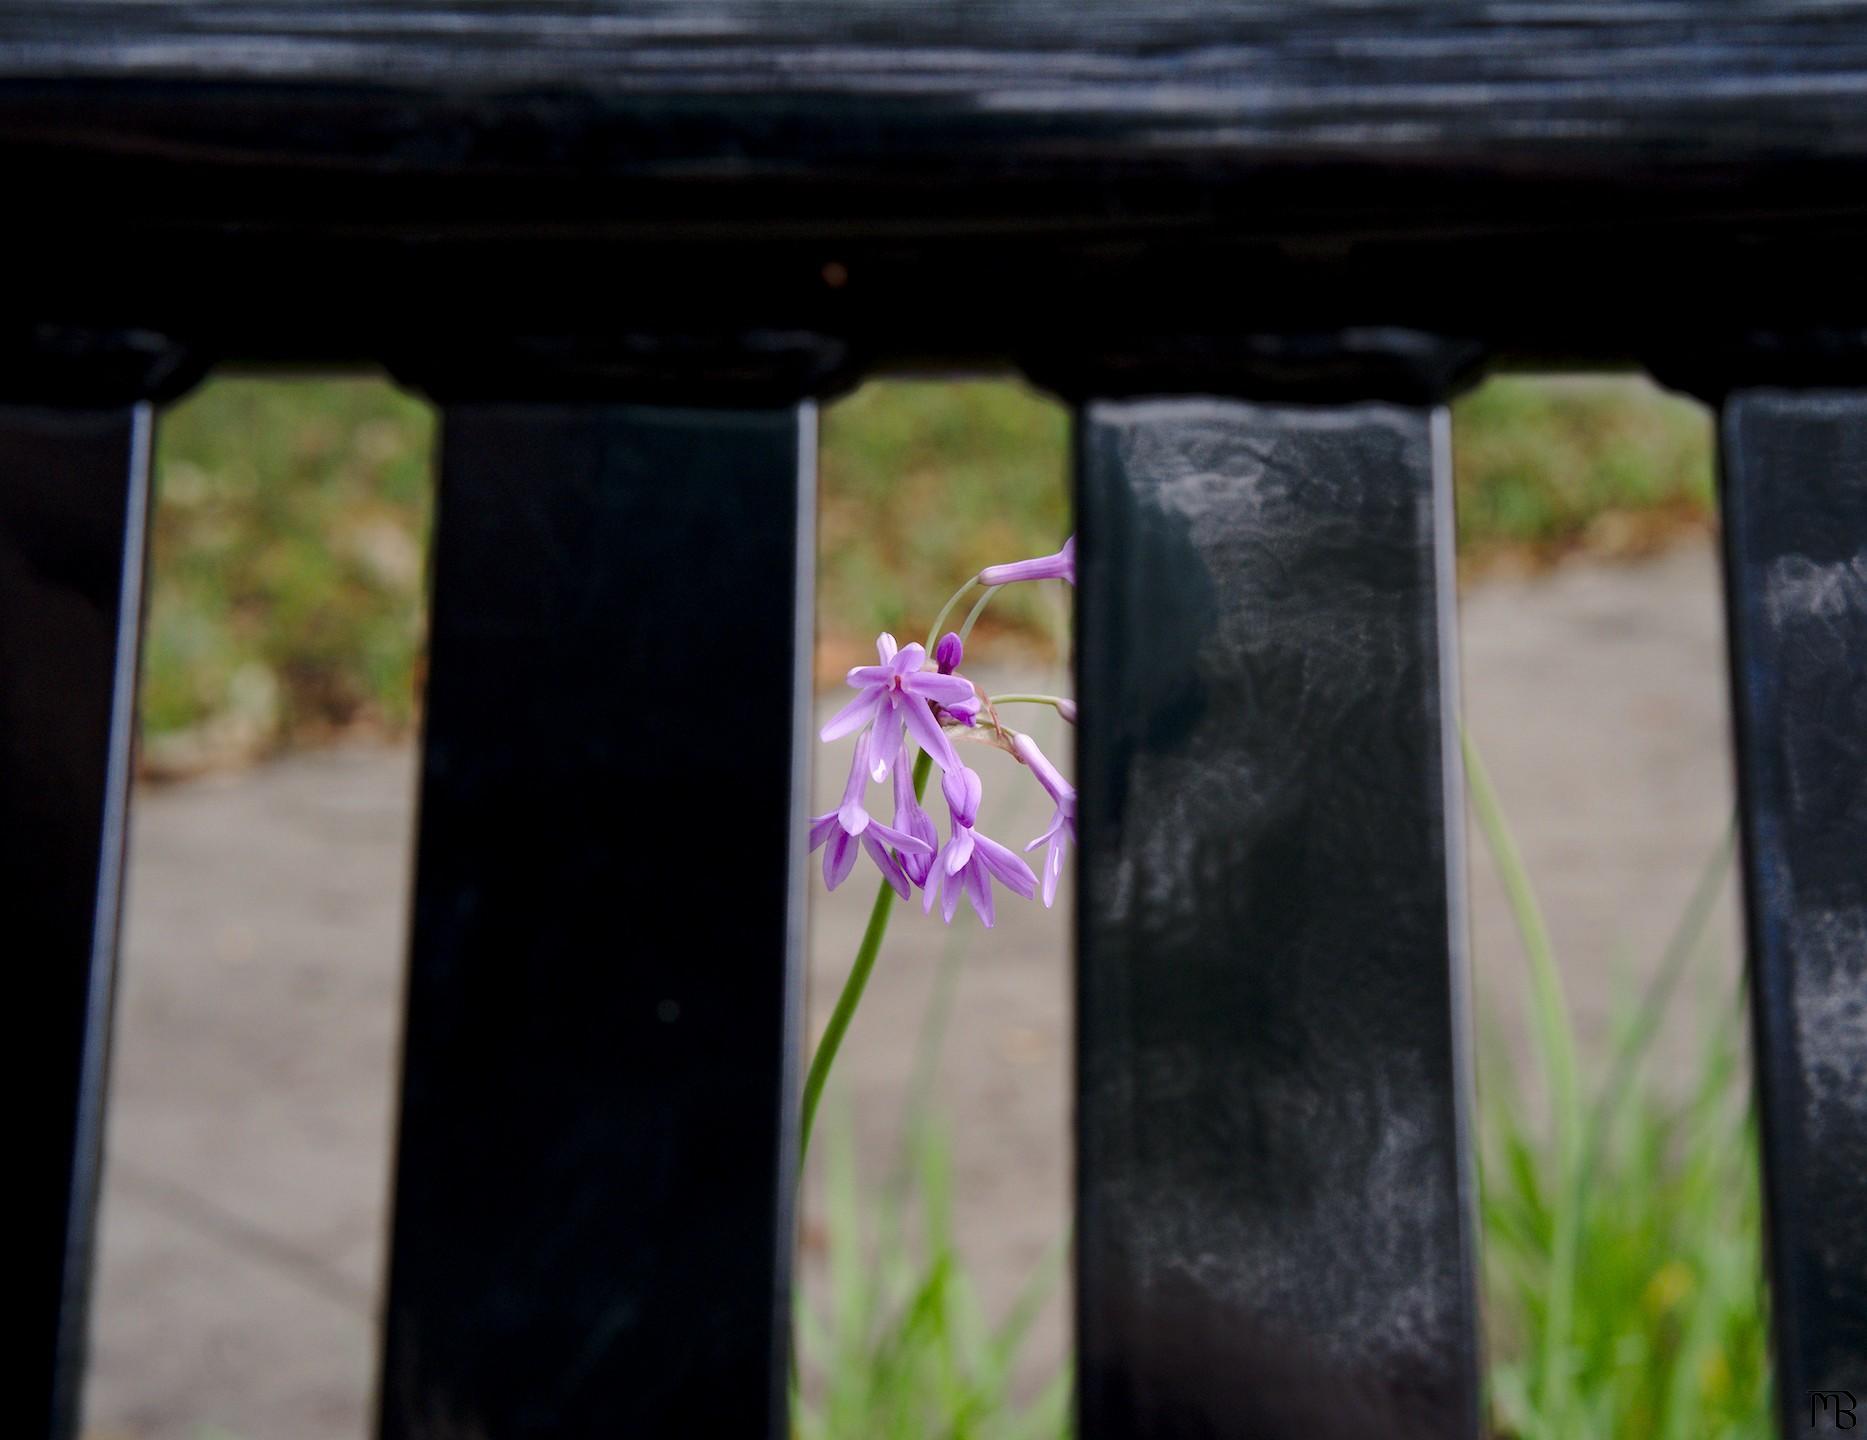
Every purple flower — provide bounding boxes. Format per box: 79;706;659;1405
930;632;984;726
923;765;1037;927
980;534;1075;588
809;730;932;898
1014;733;1076;908
890;762;940;888
820;632;974;774
943;695;981;727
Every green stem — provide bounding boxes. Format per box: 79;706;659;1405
798;749;937;1172
924;576;981;653
989;693;1073;714
1576;819;1734;1198
957;585;997;643
1463;731;1581;1427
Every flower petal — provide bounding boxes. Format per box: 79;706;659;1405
891;641;927;675
808;812;841;851
901;672;975;706
866;818;931;855
825;828;860;890
941;869;962;924
941;764;983;827
847;664;895;687
1012;732;1075;808
820;690;881;742
864;832;913;900
945;827;975;874
894;775;938;886
876;632;898;664
901;692;959;772
895;764;934;828
1043;834;1067;908
979;536;1075;587
868;715;901;782
839;731;874;806
973;830;1038;897
923;845;951;914
965;858;995;928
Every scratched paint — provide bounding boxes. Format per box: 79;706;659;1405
1721;388;1867;1414
1076;397;1478;1440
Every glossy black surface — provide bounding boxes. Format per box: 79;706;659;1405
1719;390;1867;1425
3;8;1867;378
378;402;812;1439
4;3;1867;201
1075;399;1478;1439
3;404;151;1440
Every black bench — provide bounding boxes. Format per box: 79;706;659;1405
5;4;1864;1436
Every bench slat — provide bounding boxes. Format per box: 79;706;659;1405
1074;397;1480;1438
1720;389;1867;1429
3;403;152;1440
378;400;813;1438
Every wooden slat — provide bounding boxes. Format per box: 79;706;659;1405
2;9;1866;381
3;403;152;1440
1074;398;1479;1439
3;2;1867;186
377;401;813;1438
1719;389;1867;1429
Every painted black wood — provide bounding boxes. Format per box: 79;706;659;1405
1074;399;1478;1438
3;8;1867;378
3;404;151;1440
1719;390;1867;1428
378;401;813;1439
4;3;1867;190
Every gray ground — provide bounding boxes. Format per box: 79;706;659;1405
82;540;1740;1439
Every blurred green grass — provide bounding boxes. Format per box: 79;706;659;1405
142;372;1712;762
799;774;1769;1439
1466;742;1768;1439
146;378;436;768
1455;376;1713;558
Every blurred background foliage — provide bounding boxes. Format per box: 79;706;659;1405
145;380;435;773
142;372;1711;770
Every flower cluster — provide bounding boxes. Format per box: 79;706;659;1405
810;537;1078;927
